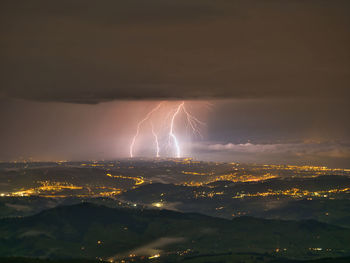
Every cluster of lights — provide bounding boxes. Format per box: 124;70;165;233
106;173;145;186
232;187;350;199
181;173;278;187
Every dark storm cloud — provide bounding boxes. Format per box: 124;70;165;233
1;0;349;103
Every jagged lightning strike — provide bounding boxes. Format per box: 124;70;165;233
150;122;160;158
169;102;184;158
129;101;204;158
129;102;163;158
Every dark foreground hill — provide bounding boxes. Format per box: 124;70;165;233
2;256;350;263
0;203;350;261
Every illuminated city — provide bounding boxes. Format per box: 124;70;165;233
2;158;350;262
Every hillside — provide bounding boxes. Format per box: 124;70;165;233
0;203;350;261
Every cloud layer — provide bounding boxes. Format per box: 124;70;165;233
196;142;350;159
193;141;350;167
1;0;349;103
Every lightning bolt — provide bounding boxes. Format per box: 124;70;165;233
182;104;205;138
169;101;185;158
130;101;206;158
150;122;160;158
129;102;163;158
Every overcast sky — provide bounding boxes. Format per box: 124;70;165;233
0;1;349;167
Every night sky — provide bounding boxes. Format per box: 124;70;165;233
1;0;349;167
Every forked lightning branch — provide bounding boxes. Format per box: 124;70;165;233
129;101;205;158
